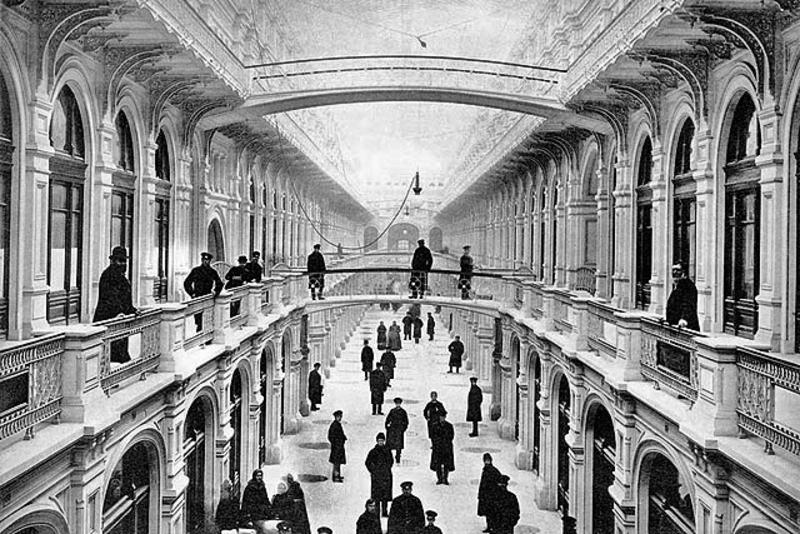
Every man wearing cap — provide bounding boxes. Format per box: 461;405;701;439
493;475;520;534
247;250;263;283
361;339;374;381
276;521;293;533
184;252;224;298
426;312;436;341
327;410;346;483
385;397;409;463
356;499;382;534
430;411;455;485
402;312;413;341
478;453;502;533
307;244;326;300
412;314;424;344
369;363;389;415
422;510;443;534
467;376;483;437
94;246;138;363
388;481;425;534
308;362;323;411
447;336;465;374
423;391;447;443
365;432;394;517
409;239;433;298
459;245;474;300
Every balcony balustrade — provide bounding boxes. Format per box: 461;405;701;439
95;309;162;393
640;317;701;402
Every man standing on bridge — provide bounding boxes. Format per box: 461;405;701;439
410;239;433;299
459;245;474;300
307;243;326;300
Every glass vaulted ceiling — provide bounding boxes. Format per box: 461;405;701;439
265;0;545;208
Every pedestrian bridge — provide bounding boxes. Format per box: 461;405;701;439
302;293;505;317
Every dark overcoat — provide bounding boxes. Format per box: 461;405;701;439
327;420;347;465
666;278;700;330
388;325;402;350
307;250;326;289
385;406;409;450
412;317;423;339
492;488;520;532
402;315;413;336
365;444;394;501
246;260;263;283
184;264;223;297
423;400;447;438
369;369;388;405
357;510;384;534
411;245;433;271
426;316;435;335
467;383;483;422
477;463;502;517
377;324;387;349
214;496;240;530
459;253;474;288
361;346;375;373
94;264;136;322
380;351;396;379
308;369;323;404
429;420;455;472
387;493;425;534
224;264;249;289
240;479;272;522
448;339;465;368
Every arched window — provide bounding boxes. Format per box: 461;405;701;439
102;442;152;534
642;453;695;533
539;185;548;280
608;154;618;299
48;86;85;324
153;129;170;302
673;119;696;281
551;183;559;285
723;94;760;337
112;111;136;276
0;71;13;334
635;136;653;309
249;177;256;255
184;401;208;534
557;375;571;517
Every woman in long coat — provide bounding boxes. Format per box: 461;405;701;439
388;321;402;350
365;433;394;517
377;322;387;350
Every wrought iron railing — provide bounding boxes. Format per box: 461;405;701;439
96;309;162;392
737;347;800;455
0;334;65;440
640;318;700;401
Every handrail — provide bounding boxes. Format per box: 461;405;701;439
640;317;702;401
95;309;162;392
296;267;538;279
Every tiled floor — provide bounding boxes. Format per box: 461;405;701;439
262;305;561;533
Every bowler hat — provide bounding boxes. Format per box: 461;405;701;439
238;255;248;263
109;246;128;261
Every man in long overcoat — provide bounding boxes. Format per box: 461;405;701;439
94;246;138;363
467;376;483;437
361;339;375;380
412;316;423;344
385;397;409;463
307;244;326;300
423;391;447;443
426;313;435;341
365;432;394;518
240;469;272;531
370;364;389;415
666;262;700;330
409;239;433;298
308;362;323;411
402;313;413;340
380;349;396;383
448;335;465;373
388;481;425;534
377;321;387;350
492;475;520;534
184;251;224;298
459;245;474;299
478;453;502;532
327;410;346;482
429;412;455;485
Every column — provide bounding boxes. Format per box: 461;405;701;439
612;157;633;308
648;141;667;315
535;352;557;510
692;125;715;331
139;134;158;306
595;166;611;299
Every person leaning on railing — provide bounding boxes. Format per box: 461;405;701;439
184;251;224;298
665;261;700;331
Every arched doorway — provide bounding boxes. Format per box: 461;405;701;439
364;226;379;252
0;69;14;334
184;397;213;534
102;441;159;534
229;369;244;498
429;226;443;251
387;223;419;251
207;218;225;261
587;403;616;534
259;346;272;465
639;452;694;533
557;375;571;519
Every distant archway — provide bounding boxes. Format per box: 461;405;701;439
637;451;695;533
207;218;225;261
364;226;379;252
429;227;443;252
585;402;616;534
387;223;419;251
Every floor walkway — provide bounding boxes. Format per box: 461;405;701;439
263;305;561;534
